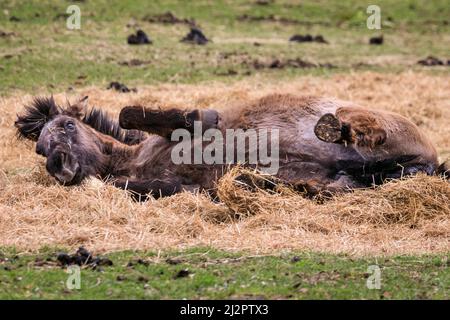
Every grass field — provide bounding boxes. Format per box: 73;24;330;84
0;0;449;299
1;248;449;299
1;0;449;94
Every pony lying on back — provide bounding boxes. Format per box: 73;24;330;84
15;94;448;200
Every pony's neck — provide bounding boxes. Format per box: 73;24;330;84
91;131;140;179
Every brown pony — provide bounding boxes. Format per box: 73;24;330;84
15;94;448;200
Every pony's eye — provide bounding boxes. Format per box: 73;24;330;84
65;121;75;132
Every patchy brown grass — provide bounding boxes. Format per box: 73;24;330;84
0;71;449;256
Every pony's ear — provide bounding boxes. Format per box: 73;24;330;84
15;96;61;141
48;95;60;118
65;96;88;119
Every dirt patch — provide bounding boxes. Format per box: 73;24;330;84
3;54;14;59
246;58;336;70
237;14;331;26
289;34;328;44
143;11;195;26
118;59;151;67
417;56;449;66
1;72;449;256
217;51;252;61
181;28;209;45
214;53;255;76
214;69;240;76
57;247;113;268
9;16;21;22
127;258;151;268
0;30;16;38
127;30;152;45
255;0;273;5
369;35;384;45
174;269;191;279
107;81;137;93
53;13;70;21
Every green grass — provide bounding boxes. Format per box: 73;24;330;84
0;0;449;95
0;248;448;299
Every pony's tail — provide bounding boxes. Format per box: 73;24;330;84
437;159;450;180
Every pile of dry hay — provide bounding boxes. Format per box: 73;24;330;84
0;71;449;256
0;161;448;257
219;167;450;228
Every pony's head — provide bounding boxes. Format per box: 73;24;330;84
15;96;146;185
16;96;103;184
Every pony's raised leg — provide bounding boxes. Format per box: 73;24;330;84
290;173;365;198
113;176;182;201
315;107;386;149
231;170;362;198
314;107;440;181
119;106;219;138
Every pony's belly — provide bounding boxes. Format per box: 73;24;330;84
281;116;362;167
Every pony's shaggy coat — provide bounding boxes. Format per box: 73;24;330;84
14;92;443;198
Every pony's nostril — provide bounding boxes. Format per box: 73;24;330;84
61;152;67;164
46;151;64;175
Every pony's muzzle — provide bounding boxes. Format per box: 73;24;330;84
54;168;76;184
46;150;79;184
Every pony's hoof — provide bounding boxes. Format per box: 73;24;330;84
314;113;342;143
119;106;143;130
438;159;450;180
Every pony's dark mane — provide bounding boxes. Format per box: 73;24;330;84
14;97;59;141
15;96;146;145
83;108;146;145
